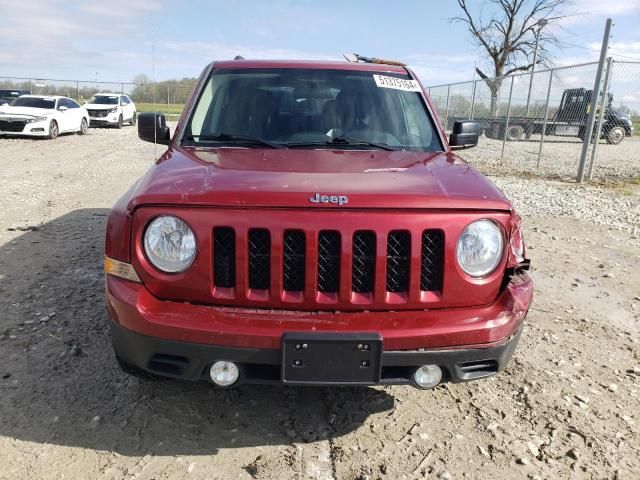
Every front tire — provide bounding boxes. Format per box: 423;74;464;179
506;125;524;141
605;126;625;145
116;114;123;129
78;118;88;135
48;120;59;139
130;112;137;126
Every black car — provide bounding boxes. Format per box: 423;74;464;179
0;89;30;105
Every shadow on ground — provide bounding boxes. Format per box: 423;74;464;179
0;209;394;456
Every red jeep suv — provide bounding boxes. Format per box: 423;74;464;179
105;59;532;389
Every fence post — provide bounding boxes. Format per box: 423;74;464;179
577;18;612;183
587;57;614;180
443;85;451;130
469;80;477;119
500;76;515;163
167;85;170;108
121;83;124;94
536;68;554;169
76;81;79;100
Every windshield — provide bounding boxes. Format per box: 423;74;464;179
88;95;119;105
185;68;442;151
11;97;56;109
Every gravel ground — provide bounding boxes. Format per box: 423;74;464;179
458;135;640;183
1;126;639;480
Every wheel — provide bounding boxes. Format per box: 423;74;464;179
48;120;59;139
605;126;625;145
130;112;137;126
115;353;160;380
506;125;524;141
78;118;88;135
116;114;123;129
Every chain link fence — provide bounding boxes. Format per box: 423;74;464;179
0;77;195;118
427;60;639;183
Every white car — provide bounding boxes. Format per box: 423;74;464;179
0;95;89;139
85;93;136;128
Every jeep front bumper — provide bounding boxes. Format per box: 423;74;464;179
107;273;532;387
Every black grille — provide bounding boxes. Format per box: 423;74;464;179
317;231;340;292
421;230;444;291
213;227;235;287
248;229;270;290
87;109;108;118
283;230;306;291
352;231;376;293
0;120;27;132
386;231;410;293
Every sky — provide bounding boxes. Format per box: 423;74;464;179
0;0;639;87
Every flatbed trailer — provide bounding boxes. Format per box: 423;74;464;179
447;88;633;145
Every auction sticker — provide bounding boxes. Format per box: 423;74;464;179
373;75;421;92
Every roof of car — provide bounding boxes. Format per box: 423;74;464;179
94;93;125;96
212;59;409;73
19;94;64;100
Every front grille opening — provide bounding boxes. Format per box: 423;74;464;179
421;230;444;291
318;231;341;293
386;230;410;293
213;227;235;287
352;231;376;293
283;230;306;291
147;354;189;376
248;228;271;290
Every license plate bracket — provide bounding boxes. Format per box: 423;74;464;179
281;332;383;385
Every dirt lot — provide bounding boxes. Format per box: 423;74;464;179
1;126;639;480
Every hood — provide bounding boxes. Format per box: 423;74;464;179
127;147;512;211
85;104;119;110
0;106;55;117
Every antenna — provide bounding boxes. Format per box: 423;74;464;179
148;0;157;160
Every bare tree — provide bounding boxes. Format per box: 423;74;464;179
452;0;568;116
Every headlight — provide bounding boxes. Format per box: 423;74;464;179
108;107;118;113
26;116;47;123
456;220;504;277
143;215;196;273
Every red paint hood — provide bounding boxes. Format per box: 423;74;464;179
127;147;512;211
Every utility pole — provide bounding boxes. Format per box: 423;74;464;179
577;18;612;183
525;19;547;117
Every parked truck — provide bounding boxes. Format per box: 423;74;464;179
450;88;634;145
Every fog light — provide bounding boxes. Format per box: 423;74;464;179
413;365;442;389
209;361;239;387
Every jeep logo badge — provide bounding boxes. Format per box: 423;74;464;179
309;193;348;206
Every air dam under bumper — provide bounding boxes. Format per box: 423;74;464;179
107;273;532;386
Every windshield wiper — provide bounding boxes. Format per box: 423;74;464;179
329;136;398;151
187;132;286;149
284;137;398;151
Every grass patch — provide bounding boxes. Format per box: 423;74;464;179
136;103;184;116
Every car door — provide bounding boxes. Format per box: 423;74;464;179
65;98;85;130
55;98;74;132
120;95;133;121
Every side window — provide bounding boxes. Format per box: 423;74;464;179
121;96;130;105
66;98;80;109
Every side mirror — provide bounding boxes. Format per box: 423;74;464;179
58;106;68;112
138;112;171;145
449;120;481;150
